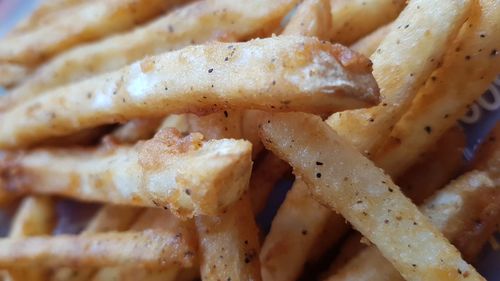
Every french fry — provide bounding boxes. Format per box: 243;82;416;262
242;110;267;159
326;170;496;281
3;195;55;281
328;0;405;44
196;195;262;281
327;0;472;154
282;0;332;39
0;63;29;88
323;232;365;276
350;23;392;57
249;152;290;214
260;112;483;281
260;180;349;281
469;124;500;184
0;0;186;68
92;208;197;281
0;129;252;218
0;36;378;149
3;0;301;111
374;0;500;176
51;205;144;281
109;118;164;144
0;229;196;269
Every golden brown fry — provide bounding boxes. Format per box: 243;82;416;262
3;0;301;111
398;125;466;204
282;0;332;39
4;195;55;281
249;152;290;214
350;23;392;57
260;181;348;281
0;229;196;269
0;36;378;149
326;170;495;281
327;0;472;154
0;63;29;88
375;0;500;176
196;195;262;281
260;112;482;281
328;0;405;44
0;0;186;67
0;129;252;218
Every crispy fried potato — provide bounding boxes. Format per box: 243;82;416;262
196;195;262;281
375;0;500;176
260;112;482;281
260;180;348;281
282;0;332;39
3;0;301;111
326;170;495;281
0;36;378;149
0;229;196;269
0;0;186;68
249;152;290;214
0;63;29;88
327;0;472;154
328;0;405;44
350;23;392;57
241;110;267;159
0;129;252;218
3;196;55;281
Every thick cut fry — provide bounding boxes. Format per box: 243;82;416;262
4;195;55;281
350;23;392;57
0;230;195;269
196;195;262;281
282;0;332;39
249;152;290;214
0;36;378;149
0;129;252;218
260;112;482;281
0;63;29;88
0;0;186;68
375;0;500;176
328;0;405;44
326;170;496;281
327;0;472;154
3;0;301;111
260;181;348;281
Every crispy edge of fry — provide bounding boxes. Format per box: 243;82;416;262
326;0;472;154
2;0;301;112
0;229;196;269
196;195;262;281
0;36;379;149
374;0;500;176
282;0;332;39
249;151;290;214
326;170;496;281
0;0;185;67
260;112;482;281
0;129;253;218
350;23;392;57
328;0;405;44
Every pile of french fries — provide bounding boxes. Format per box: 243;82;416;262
0;0;498;280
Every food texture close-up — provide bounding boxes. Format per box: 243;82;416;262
0;0;498;280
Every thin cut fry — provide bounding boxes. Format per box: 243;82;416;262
350;23;392;57
326;170;496;281
0;36;378;149
260;112;483;281
375;0;500;176
282;0;332;39
196;195;262;281
0;0;186;68
327;0;472;154
3;0;301;111
328;0;405;44
0;230;196;269
0;129;252;218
